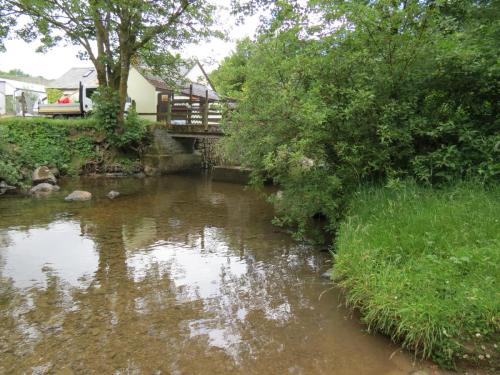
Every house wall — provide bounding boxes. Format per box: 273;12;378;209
0;79;46;115
128;68;158;122
0;81;5;115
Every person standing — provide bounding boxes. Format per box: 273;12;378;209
19;92;27;117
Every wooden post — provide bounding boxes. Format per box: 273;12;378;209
188;83;193;126
166;93;172;126
203;89;209;131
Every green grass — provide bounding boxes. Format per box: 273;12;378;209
334;182;499;369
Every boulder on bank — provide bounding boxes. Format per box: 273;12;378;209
32;166;57;185
0;181;16;195
49;166;60;178
106;190;120;199
30;183;60;195
65;190;92;201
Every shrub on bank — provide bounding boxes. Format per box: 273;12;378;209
334;182;499;369
0;117;149;186
0;117;97;185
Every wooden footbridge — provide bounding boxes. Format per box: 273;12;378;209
148;88;233;169
156;88;230;138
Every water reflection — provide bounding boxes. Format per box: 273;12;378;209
1;221;98;289
0;175;427;374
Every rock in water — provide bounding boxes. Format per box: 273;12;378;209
30;183;60;195
0;181;16;195
32;166;57;185
321;268;334;280
107;190;120;199
65;191;92;201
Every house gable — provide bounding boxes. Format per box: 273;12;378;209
128;67;159;120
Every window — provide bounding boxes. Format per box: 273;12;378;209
83;69;94;78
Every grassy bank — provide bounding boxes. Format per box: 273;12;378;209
334;182;499;369
0;117;148;187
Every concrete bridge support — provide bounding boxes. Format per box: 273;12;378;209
143;127;201;175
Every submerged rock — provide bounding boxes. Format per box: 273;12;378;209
32;166;57;185
30;183;60;195
0;181;16;195
65;191;92;201
106;190;120;199
105;172;127;178
321;268;334;280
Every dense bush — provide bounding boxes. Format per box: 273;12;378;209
212;0;500;237
92;87;150;150
0;115;149;186
0;117;99;181
334;182;500;368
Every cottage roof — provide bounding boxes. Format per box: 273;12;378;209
49;68;99;89
138;68;171;91
49;65;219;100
136;65;219;101
180;82;219;101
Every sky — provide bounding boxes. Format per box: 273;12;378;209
0;1;261;80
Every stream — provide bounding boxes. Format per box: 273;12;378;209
0;174;436;374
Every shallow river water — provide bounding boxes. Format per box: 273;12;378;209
0;174;440;374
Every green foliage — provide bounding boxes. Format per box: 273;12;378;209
0;66;50;85
115;104;151;150
91;88;151;150
210;38;254;99
220;0;500;237
0;158;21;186
0;117;98;184
334;182;500;368
0;116;151;186
92;87;120;134
46;88;63;104
0;68;30;78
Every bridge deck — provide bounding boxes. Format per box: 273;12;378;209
162;124;224;138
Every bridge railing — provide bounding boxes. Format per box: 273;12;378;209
160;87;227;130
169;100;223;128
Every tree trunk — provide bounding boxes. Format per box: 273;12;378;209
95;63;107;87
117;56;130;133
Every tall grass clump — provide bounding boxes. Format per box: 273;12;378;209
334;182;499;369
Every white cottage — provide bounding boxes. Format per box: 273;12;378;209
46;64;218;121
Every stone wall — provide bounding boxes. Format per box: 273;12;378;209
143;127;201;175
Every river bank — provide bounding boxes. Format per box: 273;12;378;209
334;182;499;371
0;117;148;193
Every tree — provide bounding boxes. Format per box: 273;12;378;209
218;0;499;241
2;0;219;130
209;38;254;99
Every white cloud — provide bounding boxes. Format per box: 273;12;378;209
0;1;260;80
